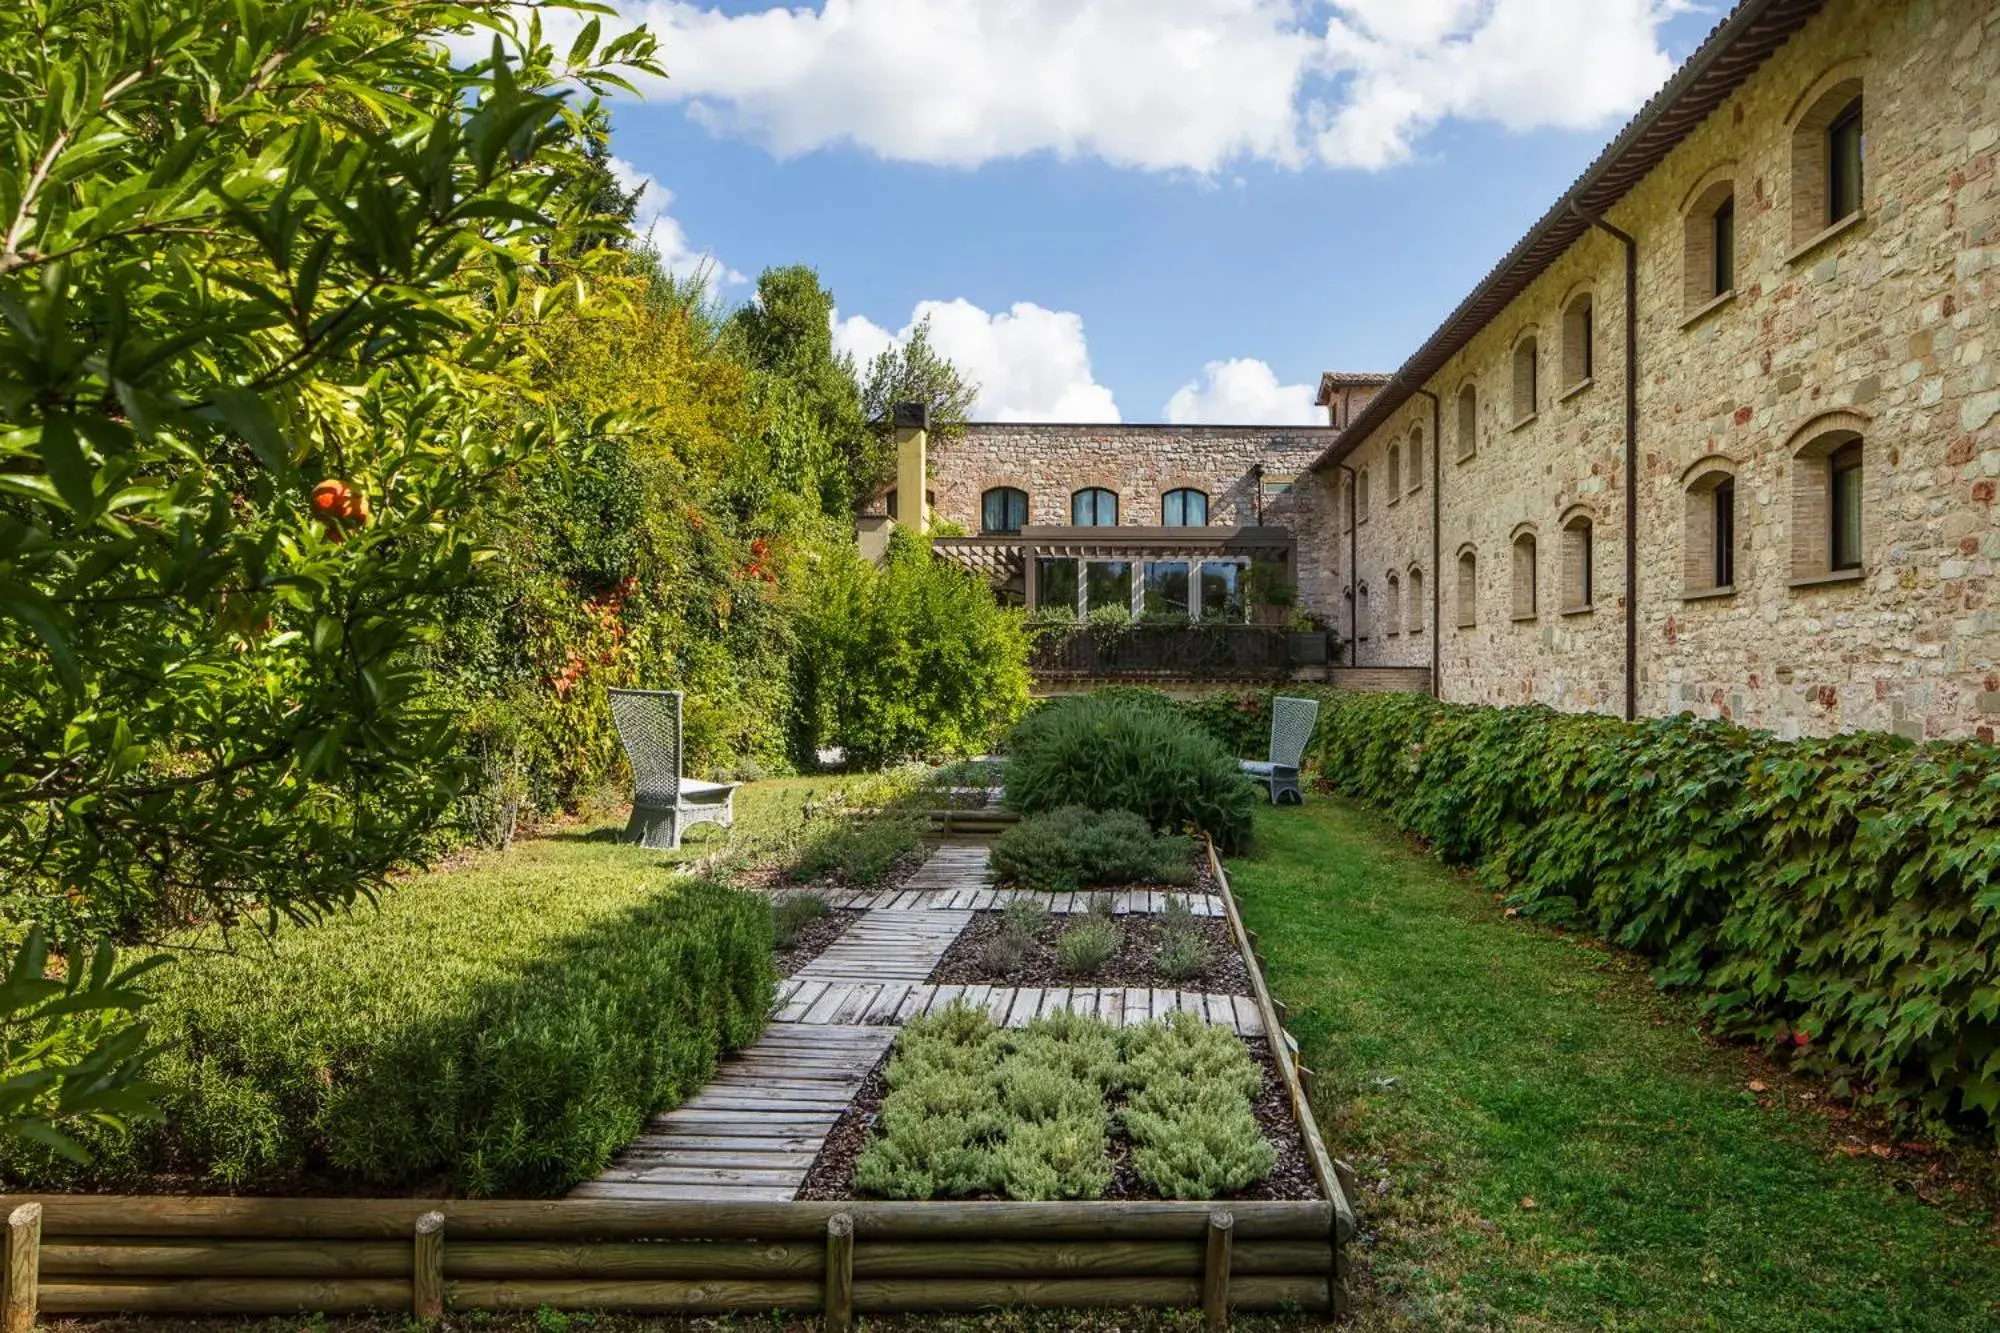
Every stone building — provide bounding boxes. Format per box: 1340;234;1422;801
878;0;1997;736
1298;0;2000;741
910;420;1368;620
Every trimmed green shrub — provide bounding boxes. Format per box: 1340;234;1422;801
852;1111;996;1199
1157;930;1210;983
1003;695;1258;853
1155;892;1211;982
1121;1012;1273;1198
772;894;828;949
3;847;773;1195
990;1113;1112;1201
981;931;1030;974
1308;691;2000;1136
858;1003;1005;1199
854;1006;1274;1201
990;806;1195;894
1001;896;1048;939
1056;917;1120;976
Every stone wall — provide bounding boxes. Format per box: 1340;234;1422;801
932;423;1335;532
1325;0;2000;740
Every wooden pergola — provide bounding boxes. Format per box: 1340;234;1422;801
932;525;1298;608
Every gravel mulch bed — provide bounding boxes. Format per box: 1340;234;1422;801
774;908;865;976
796;1037;1320;1202
926;913;1251;995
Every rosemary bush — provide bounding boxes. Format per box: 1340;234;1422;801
1003;695;1258;853
990;806;1194;894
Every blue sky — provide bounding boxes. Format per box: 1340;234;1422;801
595;1;1722;423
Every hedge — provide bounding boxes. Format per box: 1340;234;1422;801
1289;690;2000;1139
3;844;773;1195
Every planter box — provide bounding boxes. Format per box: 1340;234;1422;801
0;847;1353;1328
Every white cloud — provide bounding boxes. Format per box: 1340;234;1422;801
1163;359;1324;425
573;1;1685;173
606;156;744;283
833;299;1121;423
1312;0;1686;169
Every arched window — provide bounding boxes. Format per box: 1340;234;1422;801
1683;465;1737;595
1790;426;1867;581
1791;74;1864;244
1071;487;1118;526
1387;445;1402;501
1683;177;1736;312
1161;488;1208;527
1455;548;1478;629
1386;572;1402;638
1512;337;1539;424
1456;384;1478;461
1561;513;1594;611
1408;426;1424;492
1512;529;1538;620
1562;293;1594;388
1356;582;1371;643
981;486;1028;534
1357;470;1371;523
1407;566;1425;635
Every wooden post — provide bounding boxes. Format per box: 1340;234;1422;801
824;1212;854;1333
1203;1210;1234;1332
413;1210;444;1321
4;1203;40;1333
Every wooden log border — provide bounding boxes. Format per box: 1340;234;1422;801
0;838;1350;1326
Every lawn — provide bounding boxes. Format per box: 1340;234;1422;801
1228;798;2000;1331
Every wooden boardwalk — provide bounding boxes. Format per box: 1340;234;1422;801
582;843;1252;1203
793;908;973;982
771;980;1264;1036
803;884;1224;916
573;1023;892;1202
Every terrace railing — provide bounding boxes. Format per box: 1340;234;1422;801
1029;623;1307;681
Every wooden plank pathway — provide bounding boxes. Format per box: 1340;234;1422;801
770;980;1264;1036
793;908;973;983
778;844;1223;915
583;843;1252;1203
799;884;1225;917
573;1023;892;1202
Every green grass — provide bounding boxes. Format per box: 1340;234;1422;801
1228;798;2000;1331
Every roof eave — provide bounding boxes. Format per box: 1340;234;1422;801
1307;0;1827;475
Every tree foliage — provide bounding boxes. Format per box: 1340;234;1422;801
860;314;979;450
726;265;872;513
0;0;661;937
794;529;1032;769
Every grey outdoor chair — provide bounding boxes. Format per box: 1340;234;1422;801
1240;696;1321;805
608;688;738;849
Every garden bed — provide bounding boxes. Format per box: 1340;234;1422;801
0;841;1355;1326
796;1034;1316;1202
927;912;1250;993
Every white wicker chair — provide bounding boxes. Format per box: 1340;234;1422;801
1240;696;1321;805
608;688;737;849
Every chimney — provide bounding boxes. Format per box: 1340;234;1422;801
892;401;930;534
